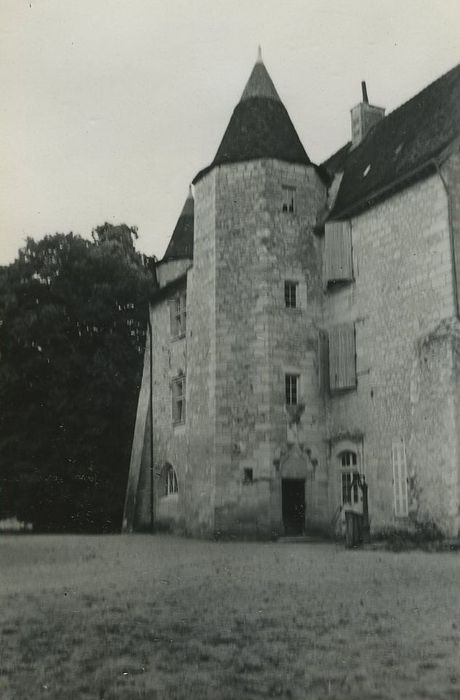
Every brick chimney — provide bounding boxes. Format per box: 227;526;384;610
350;81;385;149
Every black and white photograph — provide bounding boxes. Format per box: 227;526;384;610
1;1;459;698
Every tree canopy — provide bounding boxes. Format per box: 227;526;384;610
0;225;156;532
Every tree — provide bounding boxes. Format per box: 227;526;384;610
0;226;156;531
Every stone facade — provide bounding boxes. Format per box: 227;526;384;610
123;59;460;538
324;171;459;535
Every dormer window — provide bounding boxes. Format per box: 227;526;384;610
282;186;295;214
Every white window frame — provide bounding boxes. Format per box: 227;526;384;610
164;465;178;496
339;451;360;506
392;438;408;517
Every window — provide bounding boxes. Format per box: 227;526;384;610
282;186;295;213
285;374;299;405
284;281;298;308
318;330;329;394
392;438;408;517
324;221;353;286
164;464;178;496
172;375;186;424
169;291;186;339
328;323;356;392
243;468;253;484
339;452;359;505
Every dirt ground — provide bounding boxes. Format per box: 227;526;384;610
0;535;459;700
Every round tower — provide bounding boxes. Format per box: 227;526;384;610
187;51;329;537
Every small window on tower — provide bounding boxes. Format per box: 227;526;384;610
285;374;299;405
284;281;298;308
282;186;296;214
169;291;187;339
172;375;186;424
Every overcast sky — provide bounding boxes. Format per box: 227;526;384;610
0;0;459;265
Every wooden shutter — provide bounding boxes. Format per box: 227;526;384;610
318;330;329;394
324;221;353;285
328;323;356;391
392;439;408;517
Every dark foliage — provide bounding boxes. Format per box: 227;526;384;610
0;225;156;532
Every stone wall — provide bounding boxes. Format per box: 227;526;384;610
411;322;460;535
124;294;189;532
122;337;151;532
126;151;460;539
325;172;458;533
185;172;217;534
210;159;328;536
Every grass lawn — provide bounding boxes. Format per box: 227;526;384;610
0;535;459;699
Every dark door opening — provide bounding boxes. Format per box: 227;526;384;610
282;479;305;535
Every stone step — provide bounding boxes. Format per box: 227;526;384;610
277;535;330;544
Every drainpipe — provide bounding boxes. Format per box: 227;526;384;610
148;311;155;532
434;159;460;319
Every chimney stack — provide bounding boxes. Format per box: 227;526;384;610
350;81;385;149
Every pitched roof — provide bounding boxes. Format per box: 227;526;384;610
162;189;194;261
193;54;310;184
327;63;460;219
321;141;351;179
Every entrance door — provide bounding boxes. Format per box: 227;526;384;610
282;479;305;535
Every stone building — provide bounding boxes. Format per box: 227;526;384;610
123;53;460;538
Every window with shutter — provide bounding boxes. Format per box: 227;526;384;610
328;323;356;392
392;439;408;517
324;221;353;286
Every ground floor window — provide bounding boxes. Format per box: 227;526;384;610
164;464;178;496
339;451;359;505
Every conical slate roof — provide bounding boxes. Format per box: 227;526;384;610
162;188;194;261
193;51;310;183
